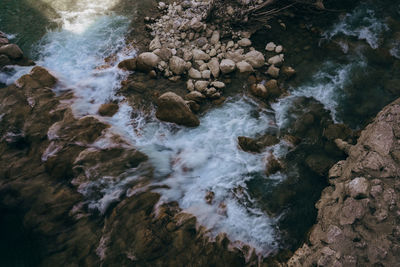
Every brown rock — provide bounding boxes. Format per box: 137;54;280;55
98;103;119;117
118;58;137;71
30;66;57;87
0;44;23;59
156;92;200;127
265;155;282;176
0;54;11;67
136;52;160;72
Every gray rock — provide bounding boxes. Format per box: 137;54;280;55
267;65;280;78
188;68;202;79
245;50;265;68
193;49;210;61
236;61;254;73
268;54;284;66
210;31;220;45
169;56;186;75
238;38;252;47
194;80;209;92
187;79;195;91
202;70;211;79
220;59;236;74
207;58;220;78
265;42;276;51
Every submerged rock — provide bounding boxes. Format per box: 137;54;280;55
155;92;200;127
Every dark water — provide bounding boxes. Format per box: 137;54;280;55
1;0;400;264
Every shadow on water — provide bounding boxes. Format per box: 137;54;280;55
0;0;59;56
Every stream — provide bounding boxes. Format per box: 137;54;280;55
1;0;400;261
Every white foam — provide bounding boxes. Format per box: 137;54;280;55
0;65;34;85
323;4;388;49
272;60;366;127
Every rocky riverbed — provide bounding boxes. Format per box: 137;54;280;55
1;0;400;266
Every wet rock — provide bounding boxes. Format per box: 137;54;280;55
245;50;265;68
156;92;199;127
266;155;282;176
118;58;137;71
0;44;23;59
236;61;254;73
137;52;160;72
0;37;9;46
281;66;296;79
238;38;251;47
264;79;281;98
238;134;279;153
98;103;119;117
220;59;236;74
305;154;336;176
0;54;11;67
169;56;186;75
205;191;215;204
250;83;268;98
323;124;352;141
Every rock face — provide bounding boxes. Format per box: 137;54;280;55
156;92;200;127
288;98;400;267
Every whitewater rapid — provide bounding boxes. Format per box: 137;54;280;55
0;0;395;256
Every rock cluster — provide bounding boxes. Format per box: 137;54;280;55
117;1;296;127
288;98;400;267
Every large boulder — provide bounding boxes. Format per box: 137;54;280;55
220;59;236;74
0;44;23;59
245;50;265;68
156;92;200;127
136;52;160;72
169;56;186;75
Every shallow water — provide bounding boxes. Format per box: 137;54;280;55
1;0;400;261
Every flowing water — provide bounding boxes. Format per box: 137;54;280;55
1;0;400;261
